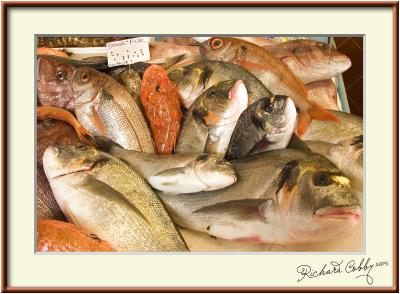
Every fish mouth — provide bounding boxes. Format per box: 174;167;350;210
315;206;361;220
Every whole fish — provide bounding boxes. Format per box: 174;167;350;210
37;220;115;252
305;135;363;190
37;119;81;221
159;149;361;244
176;80;248;157
38;36;128;48
97;141;237;194
200;37;338;136
168;61;272;109
302;110;362;144
263;40;352;83
43;144;188;252
72;67;155;152
140;65;182;154
226;95;297;160
306;79;341;111
37;57;76;112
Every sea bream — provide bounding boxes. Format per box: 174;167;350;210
176;80;248;157
200;37;338;136
159;149;361;244
43;144;188;252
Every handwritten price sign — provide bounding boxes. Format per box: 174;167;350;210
106;37;150;67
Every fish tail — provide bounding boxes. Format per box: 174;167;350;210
308;101;340;123
295;110;312;137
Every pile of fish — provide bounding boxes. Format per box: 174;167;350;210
36;36;362;252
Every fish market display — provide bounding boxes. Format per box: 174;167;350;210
200;37;338;135
36;36;363;252
97;141;237;194
263;39;351;83
37;220;115;252
159;149;361;243
306;79;341;111
176;80;248;156
168;61;272;109
43;144;188;252
226;95;297;160
72;67;155;152
140;65;182;154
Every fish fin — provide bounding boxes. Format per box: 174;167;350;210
308;101;340;123
295;110;312;137
246;135;271;156
158;54;186;69
236;60;270;72
94;136;123;152
287;134;311;150
165;55;204;72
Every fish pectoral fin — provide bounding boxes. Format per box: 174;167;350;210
287;134;311;150
94;136;123;152
246;135;271;156
149;167;186;186
63;202;81;228
158;54;187;69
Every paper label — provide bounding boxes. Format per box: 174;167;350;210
106;37;150;67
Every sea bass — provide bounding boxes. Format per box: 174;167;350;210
43;144;188;252
72;67;155;152
37;220;115;252
200;37;338;135
306;79;341;111
263;40;351;83
168;61;272;109
176;80;248;157
141;65;182;154
226;96;297;160
159;149;361;244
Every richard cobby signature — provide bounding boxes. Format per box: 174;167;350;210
296;258;389;285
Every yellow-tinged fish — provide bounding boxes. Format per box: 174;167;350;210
43;144;188;252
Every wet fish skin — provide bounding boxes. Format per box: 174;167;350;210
168;61;272;109
37;220;115;252
306;79;341;111
200;37;338;136
160;37;200;46
72;66;155;152
140;65;182;154
226;95;297;160
176;80;248;156
302;110;362;144
263;40;352;83
38;37;128;48
43;144;188;252
108;68;142;105
159;149;360;244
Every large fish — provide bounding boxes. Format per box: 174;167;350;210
168;61;272;109
43;144;188;252
226;95;297;160
159;149;361;244
302;110;362;144
97;141;237;194
141;65;182;154
200;37;338;136
37;220;115;252
72;67;155;152
306;79;341;111
263;40;351;83
176;80;248;157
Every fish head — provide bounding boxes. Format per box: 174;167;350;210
195;80;248;127
168;64;212;109
71;67;102;104
275;155;361;242
43;144;104;180
200;37;238;61
193;154;237;190
142;64;174;95
37;57;76;111
253;95;297;137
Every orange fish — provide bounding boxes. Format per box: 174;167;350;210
37;220;115;252
37;47;69;58
140;65;182;154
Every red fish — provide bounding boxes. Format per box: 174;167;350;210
37;220;115;252
140;65;182;154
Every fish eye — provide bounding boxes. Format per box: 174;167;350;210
155;85;161;92
209;89;216;97
210;38;224;50
56;71;67;81
75;144;88;151
313;172;332;186
80;72;90;83
183;68;191;76
263;100;274;113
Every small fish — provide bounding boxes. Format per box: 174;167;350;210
72;67;155;152
226;95;297;160
140;65;182;154
159;149;361;244
37;48;69;58
176;80;248;157
37;220;115;252
168;61;272;109
37;36;128;48
200;37;338;136
306;79;341;111
43;144;188;252
263;40;352;83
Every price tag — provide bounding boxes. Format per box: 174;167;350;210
106;37;150;67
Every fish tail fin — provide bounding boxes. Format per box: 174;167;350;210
295;110;312;137
308;101;339;122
